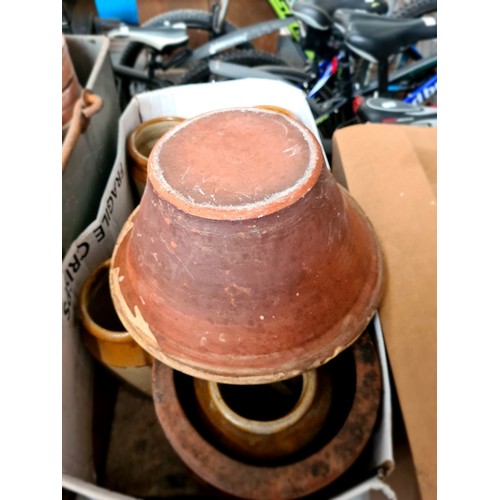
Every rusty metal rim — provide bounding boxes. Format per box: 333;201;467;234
109;185;383;384
147;107;323;221
152;332;381;499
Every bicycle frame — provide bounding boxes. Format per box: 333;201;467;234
355;54;437;97
188;18;295;61
402;74;437;104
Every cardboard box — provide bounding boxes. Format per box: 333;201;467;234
331;124;437;500
62;79;395;499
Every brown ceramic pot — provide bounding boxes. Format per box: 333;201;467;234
62;36;81;137
110;107;383;384
193;368;332;462
152;330;382;499
79;259;153;395
127;116;185;198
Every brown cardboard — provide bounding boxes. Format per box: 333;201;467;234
331;124;437;500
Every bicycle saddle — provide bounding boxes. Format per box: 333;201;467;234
107;25;189;52
345;15;437;62
292;0;388;31
357;97;437;126
333;8;382;33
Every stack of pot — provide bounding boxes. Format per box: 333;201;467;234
109;107;384;499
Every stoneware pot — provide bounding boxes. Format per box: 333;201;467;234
110;107;383;384
152;330;382;499
127;116;185;199
62;36;81;139
79;259;153;395
193;368;332;462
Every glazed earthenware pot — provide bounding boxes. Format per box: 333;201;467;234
152;330;381;499
79;259;153;395
127;116;185;198
110;107;383;384
193;368;332;462
62;36;81;138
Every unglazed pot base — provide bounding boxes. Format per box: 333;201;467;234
110;108;383;384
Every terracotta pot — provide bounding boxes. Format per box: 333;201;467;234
79;259;153;395
110;107;383;384
152;330;382;499
127;116;185;199
193;368;332;462
62;36;81;137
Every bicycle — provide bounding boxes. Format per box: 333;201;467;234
106;0;399;109
104;0;436;152
199;5;437;139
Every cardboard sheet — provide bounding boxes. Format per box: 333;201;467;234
332;124;437;500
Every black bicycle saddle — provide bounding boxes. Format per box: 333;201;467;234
345;15;437;62
334;8;383;33
292;0;388;31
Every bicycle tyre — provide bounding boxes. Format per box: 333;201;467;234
118;10;254;106
180;49;288;84
392;0;436;19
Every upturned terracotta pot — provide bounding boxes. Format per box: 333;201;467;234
152;330;382;499
62;36;81;138
110;107;383;384
193;368;332;462
79;259;153;395
127;116;185;199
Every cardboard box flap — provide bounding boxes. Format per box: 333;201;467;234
332;124;436;500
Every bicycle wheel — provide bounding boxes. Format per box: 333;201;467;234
393;0;436;20
118;10;254;107
179;48;288;84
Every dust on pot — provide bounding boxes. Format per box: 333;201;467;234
110;107;384;384
152;330;382;499
79;259;153;395
127;116;185;200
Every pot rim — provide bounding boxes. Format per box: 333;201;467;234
205;371;317;435
79;259;132;344
127;116;185;169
